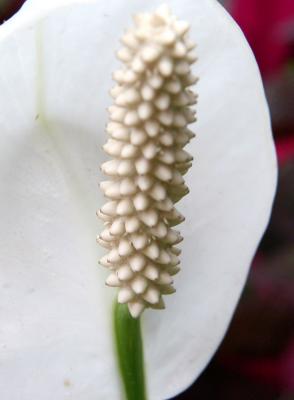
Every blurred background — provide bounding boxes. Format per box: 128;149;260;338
1;0;293;399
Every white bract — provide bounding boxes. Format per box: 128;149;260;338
0;1;276;400
98;5;197;318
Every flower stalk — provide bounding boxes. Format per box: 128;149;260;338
114;303;147;400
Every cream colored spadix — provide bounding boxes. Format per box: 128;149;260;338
98;5;197;318
0;0;277;399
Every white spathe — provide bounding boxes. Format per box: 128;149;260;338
0;1;277;400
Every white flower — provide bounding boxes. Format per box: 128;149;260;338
0;1;277;400
98;5;197;318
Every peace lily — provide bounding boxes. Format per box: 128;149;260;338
0;1;276;400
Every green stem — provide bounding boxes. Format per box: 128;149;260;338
113;302;147;400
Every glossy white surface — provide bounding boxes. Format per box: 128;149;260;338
0;1;276;399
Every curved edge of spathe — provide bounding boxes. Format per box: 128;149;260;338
151;1;278;399
0;0;96;41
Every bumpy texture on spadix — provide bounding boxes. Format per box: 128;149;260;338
98;5;197;318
